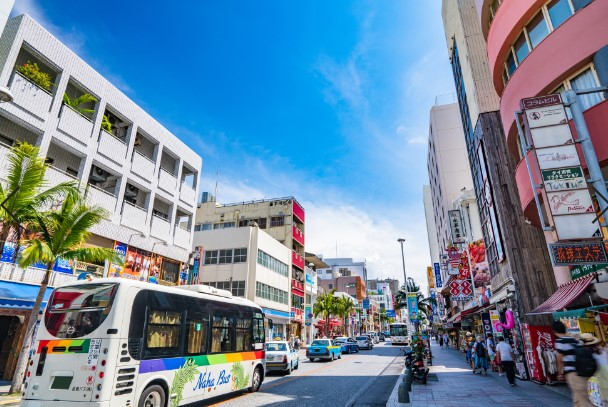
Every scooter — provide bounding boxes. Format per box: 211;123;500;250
411;355;429;384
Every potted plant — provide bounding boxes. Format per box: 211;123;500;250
16;61;52;91
63;93;97;117
100;115;112;133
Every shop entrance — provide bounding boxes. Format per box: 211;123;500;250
0;316;21;380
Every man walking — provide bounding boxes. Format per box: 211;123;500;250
486;334;497;372
553;321;593;407
443;333;449;349
496;336;516;386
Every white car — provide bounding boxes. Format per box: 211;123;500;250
369;331;380;344
265;341;299;374
356;335;374;350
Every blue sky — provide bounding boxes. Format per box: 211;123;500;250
13;0;455;291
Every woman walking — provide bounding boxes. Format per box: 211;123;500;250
439;335;444;349
473;336;489;375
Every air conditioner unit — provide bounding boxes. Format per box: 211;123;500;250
89;166;106;182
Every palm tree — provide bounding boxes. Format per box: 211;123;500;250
0;143;77;257
394;279;437;333
378;310;390;332
313;290;336;337
335;295;356;337
10;192;118;393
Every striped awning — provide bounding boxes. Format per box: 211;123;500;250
528;273;596;315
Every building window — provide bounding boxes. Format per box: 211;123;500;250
553;64;604;113
201;223;212;231
233;248;247;263
257;250;288;277
526;11;549;48
161;261;180;283
218;249;233;264
270;216;285;227
255;282;288;305
547;0;573;30
204;250;218;265
328;284;333;289
513;33;530;65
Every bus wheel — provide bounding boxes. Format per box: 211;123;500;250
249;367;262;393
139;384;165;407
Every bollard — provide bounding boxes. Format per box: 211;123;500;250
404;371;412;393
398;382;410;403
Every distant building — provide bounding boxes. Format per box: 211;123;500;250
367;278;400;295
195;196;306;338
318;276;366;302
317;258;367;283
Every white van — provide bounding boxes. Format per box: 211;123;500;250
369;331;380;344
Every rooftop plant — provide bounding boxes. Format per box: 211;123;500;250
101;115;112;133
63;92;97;117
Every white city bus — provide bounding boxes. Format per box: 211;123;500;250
22;278;266;407
389;323;409;346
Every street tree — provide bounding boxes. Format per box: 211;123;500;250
313;290;337;337
335;295;356;337
10;191;118;393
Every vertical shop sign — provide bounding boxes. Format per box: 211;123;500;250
108;241;127;277
433;263;442;287
489;310;502;337
448;210;465;243
304;306;312;327
191;246;202;284
481;312;493;338
427;266;435;289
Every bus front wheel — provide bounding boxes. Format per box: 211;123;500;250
249;367;262;393
138;384;166;407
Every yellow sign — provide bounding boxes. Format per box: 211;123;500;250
427;266;435;288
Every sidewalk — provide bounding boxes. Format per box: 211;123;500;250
387;341;572;407
0;381;21;405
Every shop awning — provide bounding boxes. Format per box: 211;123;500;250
461;305;482;317
446;312;461;323
0;280;52;310
528;273;597;315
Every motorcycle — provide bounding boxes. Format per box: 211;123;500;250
401;348;429;384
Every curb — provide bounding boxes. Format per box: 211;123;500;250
386;367;408;407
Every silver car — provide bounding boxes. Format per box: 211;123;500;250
356;335;373;350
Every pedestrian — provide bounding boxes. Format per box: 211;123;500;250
553;321;593;407
473;335;489;375
444;333;449;349
486;334;497;372
580;333;608;406
496;336;516;386
439;335;444;349
294;337;301;350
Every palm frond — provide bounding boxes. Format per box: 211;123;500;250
61;247;119;264
19;239;54;269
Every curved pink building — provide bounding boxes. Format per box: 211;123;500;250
477;0;608;222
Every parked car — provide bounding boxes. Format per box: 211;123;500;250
306;339;342;362
379;332;386;342
334;337;359;354
356;335;374;350
384;330;391;338
265;341;299;374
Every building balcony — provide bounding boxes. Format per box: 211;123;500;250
179;182;196;205
0;142;10;181
158;168;177;194
292;199;305;223
0;262;77;286
292;251;305;270
121;201;148;232
45;165;78;189
131;150;156;180
292;225;305;246
151;214;172;241
86;184;117;213
174;224;191;249
9;71;53;121
57;104;94;144
291;279;305;297
97;129;127;164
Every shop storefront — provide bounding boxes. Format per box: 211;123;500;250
262;308;291;341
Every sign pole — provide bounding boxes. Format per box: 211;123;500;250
398;238;411;338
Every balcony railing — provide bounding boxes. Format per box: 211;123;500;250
131;150;156;179
292;251;305;270
9;71;53;120
179;182;196;205
97;129;127;163
0;142;11;181
151;214;172;241
158;168;177;194
86;184;117;213
121;201;148;232
292;225;305;246
0;261;78;286
174;224;191;249
45;165;78;189
57;104;94;143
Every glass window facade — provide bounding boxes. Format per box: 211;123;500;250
548;0;573;29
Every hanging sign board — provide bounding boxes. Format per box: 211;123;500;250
427;266;435;289
434;263;442;287
520;93;562;110
449;279;473;301
547;189;595;216
542;167;586;192
535;145;581;170
553;213;602;240
549;242;608;266
524;104;568;129
448;210;466;244
529;124;573;148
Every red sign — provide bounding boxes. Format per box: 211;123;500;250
450;280;473;300
520;94;562;110
549;242;608;266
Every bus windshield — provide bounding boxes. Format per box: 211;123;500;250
390;325;408;337
44;283;118;338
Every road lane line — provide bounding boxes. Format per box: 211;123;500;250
207;358;348;406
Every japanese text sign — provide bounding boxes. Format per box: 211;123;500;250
549;242;608;266
448;210;465;244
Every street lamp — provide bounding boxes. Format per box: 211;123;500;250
0;86;13;103
397;238;411;336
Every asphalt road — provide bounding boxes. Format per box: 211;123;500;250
196;341;403;407
2;342;403;407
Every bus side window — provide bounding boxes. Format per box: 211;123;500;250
186;314;209;355
235;316;252;352
253;316;265;346
144;310;182;358
211;314;235;353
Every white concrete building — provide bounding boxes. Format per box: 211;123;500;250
423;185;441;266
0;15;201;276
317;258;367;282
193;226;292;341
